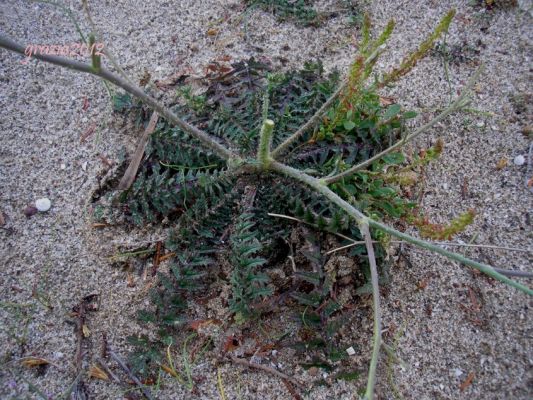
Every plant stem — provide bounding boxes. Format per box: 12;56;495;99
257;119;275;168
0;34;236;162
360;221;382;400
324;65;484;184
81;0;135;85
270;161;533;295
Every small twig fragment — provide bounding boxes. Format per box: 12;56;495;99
118;112;159;190
229;356;305;390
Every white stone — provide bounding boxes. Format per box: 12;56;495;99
82;161;88;171
453;368;463;377
35;198;51;212
346;346;356;356
60;163;66;170
476;121;485;128
513;155;525;166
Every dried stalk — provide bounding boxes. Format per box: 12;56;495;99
118;112;159;190
360;221;382;400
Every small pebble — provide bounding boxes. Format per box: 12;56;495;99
24;205;38;217
35;198;51;212
346;346;356;356
513;155;525;166
453;368;464;377
476;121;485;128
60;163;66;170
82;161;88;171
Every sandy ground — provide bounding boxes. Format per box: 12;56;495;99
0;0;532;399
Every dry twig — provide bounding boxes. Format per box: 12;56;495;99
229;355;306;390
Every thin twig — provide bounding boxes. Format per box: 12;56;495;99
324;65;484;184
118;112;159;190
229;356;306;390
328;239;533;278
328;238;532;255
0;34;236;162
107;347;154;400
360;222;382;400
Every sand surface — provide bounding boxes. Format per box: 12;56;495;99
1;0;531;399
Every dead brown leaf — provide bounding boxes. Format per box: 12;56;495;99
80;122;97;143
158;252;176;262
127;272;136;287
223;335;241;353
82;324;91;338
459;371;475;391
82;96;90;111
206;28;218;36
190;319;221;331
88;364;109;381
417;278;429;290
98;154;114;167
139;69;151;86
496;158;508;170
21;357;50;368
379;96;395;106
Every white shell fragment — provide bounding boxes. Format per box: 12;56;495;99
35;198;51;212
346;346;356;356
513;155;525;166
